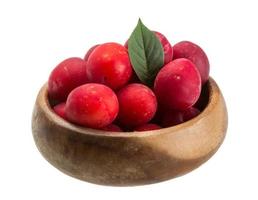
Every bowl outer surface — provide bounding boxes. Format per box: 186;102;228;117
32;77;228;186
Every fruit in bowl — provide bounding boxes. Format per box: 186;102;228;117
32;19;227;186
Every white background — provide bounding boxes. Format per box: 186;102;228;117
0;0;257;199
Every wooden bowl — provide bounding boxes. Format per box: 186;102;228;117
32;77;227;186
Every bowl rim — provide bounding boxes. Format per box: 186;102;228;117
37;77;220;138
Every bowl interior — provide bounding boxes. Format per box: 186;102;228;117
42;79;214;138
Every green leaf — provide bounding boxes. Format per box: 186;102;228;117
128;19;164;86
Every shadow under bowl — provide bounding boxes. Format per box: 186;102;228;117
32;77;228;186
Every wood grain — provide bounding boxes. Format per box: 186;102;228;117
32;77;228;186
